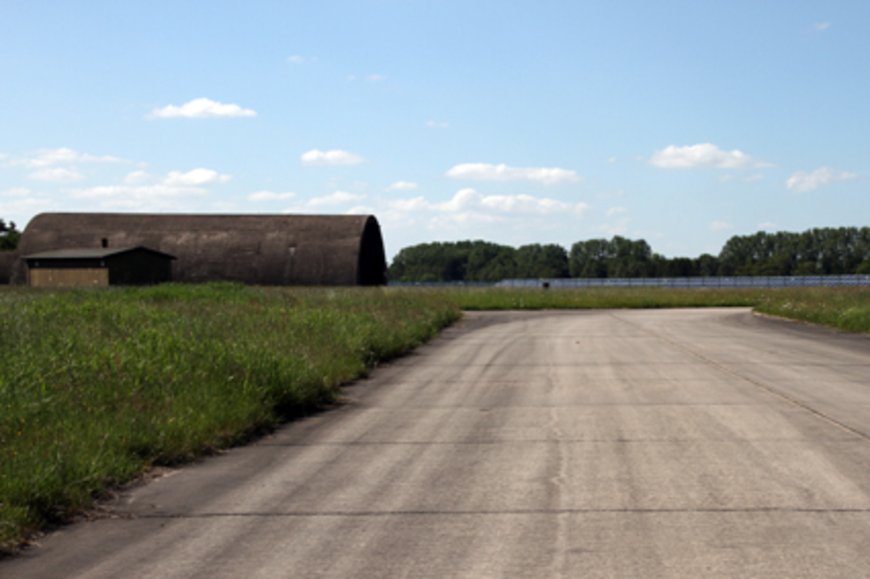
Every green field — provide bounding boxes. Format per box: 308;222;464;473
0;284;460;552
1;284;867;552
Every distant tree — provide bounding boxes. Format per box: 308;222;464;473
388;241;472;282
466;242;517;281
569;236;652;278
387;226;869;282
569;238;611;278
719;227;869;275
515;244;569;278
695;254;720;277
0;219;21;251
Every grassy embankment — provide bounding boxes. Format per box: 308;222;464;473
1;284;867;552
0;284;460;552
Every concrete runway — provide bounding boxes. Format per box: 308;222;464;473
4;308;870;578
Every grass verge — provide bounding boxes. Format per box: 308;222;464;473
434;286;870;332
439;287;763;310
0;283;460;552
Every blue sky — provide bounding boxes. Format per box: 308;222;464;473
1;1;868;260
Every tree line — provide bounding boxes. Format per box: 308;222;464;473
388;227;870;282
0;219;21;251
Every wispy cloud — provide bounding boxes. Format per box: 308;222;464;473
390;188;587;217
163;168;231;186
3;147;124;169
69;167;230;210
149;98;257;119
29;167;85;183
785;166;856;192
347;74;386;83
426;120;449;129
649;143;766;169
815;22;832;31
300;149;364;166
386;181;418;191
0;188;52;217
446;163;580;185
305;191;365;207
380;188;589;239
287;55;314;64
710;220;732;232
247;191;296;202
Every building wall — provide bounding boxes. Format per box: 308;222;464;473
0;252;16;284
14;213;387;286
29;268;109;288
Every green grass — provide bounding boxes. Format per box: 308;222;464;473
752;287;870;333
438;287;763;310
431;286;870;332
2;283;867;552
0;283;460;552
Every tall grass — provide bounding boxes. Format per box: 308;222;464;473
752;287;870;332
437;287;763;310
0;284;459;551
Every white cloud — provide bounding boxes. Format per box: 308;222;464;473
164;168;231;186
710;220;732;232
0;188;56;226
247;191;296;202
649;143;765;169
445;163;580;185
124;170;150;185
300;149;364;166
426;120;449;129
287;55;307;64
150;98;257;119
386;181;418;191
68;167;229;210
379;188;589;240
0;195;51;214
785;166;856;193
389;188;588;217
758;221;777;231
606;206;627;216
815;22;831;31
1;187;32;197
347;74;385;83
29;167;84;183
306;191;365;207
344;205;375;215
4;147;124;168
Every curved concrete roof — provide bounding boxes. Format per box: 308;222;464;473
13;213;386;286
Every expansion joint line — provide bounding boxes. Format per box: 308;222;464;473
608;313;870;442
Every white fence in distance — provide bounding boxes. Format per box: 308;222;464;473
495;275;870;289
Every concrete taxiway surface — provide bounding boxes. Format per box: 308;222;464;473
4;309;870;578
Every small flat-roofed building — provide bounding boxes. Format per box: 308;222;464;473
23;246;175;288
